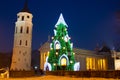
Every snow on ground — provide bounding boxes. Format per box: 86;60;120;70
0;75;119;80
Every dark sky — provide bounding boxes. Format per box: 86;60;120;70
0;0;120;52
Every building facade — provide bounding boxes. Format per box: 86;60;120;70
11;2;33;71
74;48;113;71
39;42;114;71
112;50;120;70
39;42;50;70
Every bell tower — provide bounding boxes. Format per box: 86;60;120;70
11;1;33;71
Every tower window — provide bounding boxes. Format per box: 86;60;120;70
22;16;24;21
20;26;23;33
19;40;22;45
25;40;27;46
26;27;29;33
27;16;29;18
18;16;19;18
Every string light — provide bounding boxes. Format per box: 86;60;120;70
52;37;54;39
65;28;67;31
56;52;58;55
70;61;73;63
53;63;56;66
73;52;75;55
63;47;65;49
69;37;71;39
51;48;53;50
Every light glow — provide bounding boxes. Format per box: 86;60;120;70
73;52;75;55
56;43;60;49
52;37;54;39
86;58;106;70
53;63;56;66
115;59;120;70
54;29;57;36
63;47;65;49
59;54;69;66
44;62;52;71
56;52;58;55
54;40;61;49
74;62;80;71
70;60;73;63
71;43;73;49
61;58;67;66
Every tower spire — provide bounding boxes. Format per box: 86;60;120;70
55;13;68;27
21;0;30;13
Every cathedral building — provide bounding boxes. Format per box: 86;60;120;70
39;42;114;71
11;1;33;71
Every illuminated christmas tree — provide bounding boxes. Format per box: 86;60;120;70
47;13;76;71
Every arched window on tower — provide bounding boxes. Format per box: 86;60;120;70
27;15;29;18
18;16;19;18
25;40;27;46
20;26;23;33
19;40;22;45
22;16;24;21
26;27;29;34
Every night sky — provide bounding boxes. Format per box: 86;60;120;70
0;0;120;52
